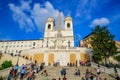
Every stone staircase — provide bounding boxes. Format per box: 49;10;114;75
0;54;27;66
0;54;115;80
35;66;115;80
0;54;28;78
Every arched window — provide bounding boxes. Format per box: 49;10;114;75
48;24;51;30
67;23;70;28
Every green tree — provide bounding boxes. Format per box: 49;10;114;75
114;55;120;61
0;53;2;60
91;25;117;65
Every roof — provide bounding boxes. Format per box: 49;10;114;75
64;16;72;21
83;32;93;39
0;39;43;42
46;17;55;22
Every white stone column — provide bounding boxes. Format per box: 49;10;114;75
76;52;80;66
44;53;48;66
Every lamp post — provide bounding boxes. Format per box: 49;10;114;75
17;50;21;65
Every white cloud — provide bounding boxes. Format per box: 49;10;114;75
31;1;64;32
8;0;65;33
90;18;110;27
75;0;111;19
8;1;34;32
76;0;96;19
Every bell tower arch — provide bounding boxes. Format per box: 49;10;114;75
64;16;73;30
45;17;55;31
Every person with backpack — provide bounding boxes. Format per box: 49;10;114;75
14;64;19;78
7;69;12;80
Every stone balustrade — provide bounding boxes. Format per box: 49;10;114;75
91;62;120;76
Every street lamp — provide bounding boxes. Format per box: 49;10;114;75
17;50;21;65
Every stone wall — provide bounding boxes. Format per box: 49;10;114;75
91;62;120;76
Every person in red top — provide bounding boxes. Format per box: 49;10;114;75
27;72;32;80
11;68;14;77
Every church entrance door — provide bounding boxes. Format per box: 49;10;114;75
56;54;67;66
70;54;76;65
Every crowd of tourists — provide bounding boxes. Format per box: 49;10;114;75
7;62;45;80
6;62;120;80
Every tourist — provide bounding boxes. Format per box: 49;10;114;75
31;63;34;70
61;68;64;76
77;69;81;76
89;70;94;80
40;63;44;71
114;64;118;77
20;67;25;80
70;63;72;67
29;70;35;80
96;75;100;80
85;68;90;80
14;64;19;78
74;69;78;76
97;67;100;76
7;69;12;80
27;72;32;80
61;68;66;78
81;76;85;80
67;63;69;66
11;67;15;78
20;64;24;72
63;69;66;78
115;74;120;80
36;63;39;73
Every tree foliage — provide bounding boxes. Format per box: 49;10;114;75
114;55;120;61
91;25;117;64
0;60;12;70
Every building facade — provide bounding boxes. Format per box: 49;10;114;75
0;15;92;66
80;33;120;52
0;40;43;55
80;33;93;48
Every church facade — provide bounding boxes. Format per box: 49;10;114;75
21;15;92;66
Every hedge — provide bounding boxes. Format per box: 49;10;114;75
0;60;12;70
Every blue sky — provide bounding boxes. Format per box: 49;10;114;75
0;0;120;46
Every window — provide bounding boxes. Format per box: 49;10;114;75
33;42;36;46
67;23;70;28
48;24;51;30
68;40;70;47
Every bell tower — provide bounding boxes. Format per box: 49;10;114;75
64;16;73;30
45;17;55;31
